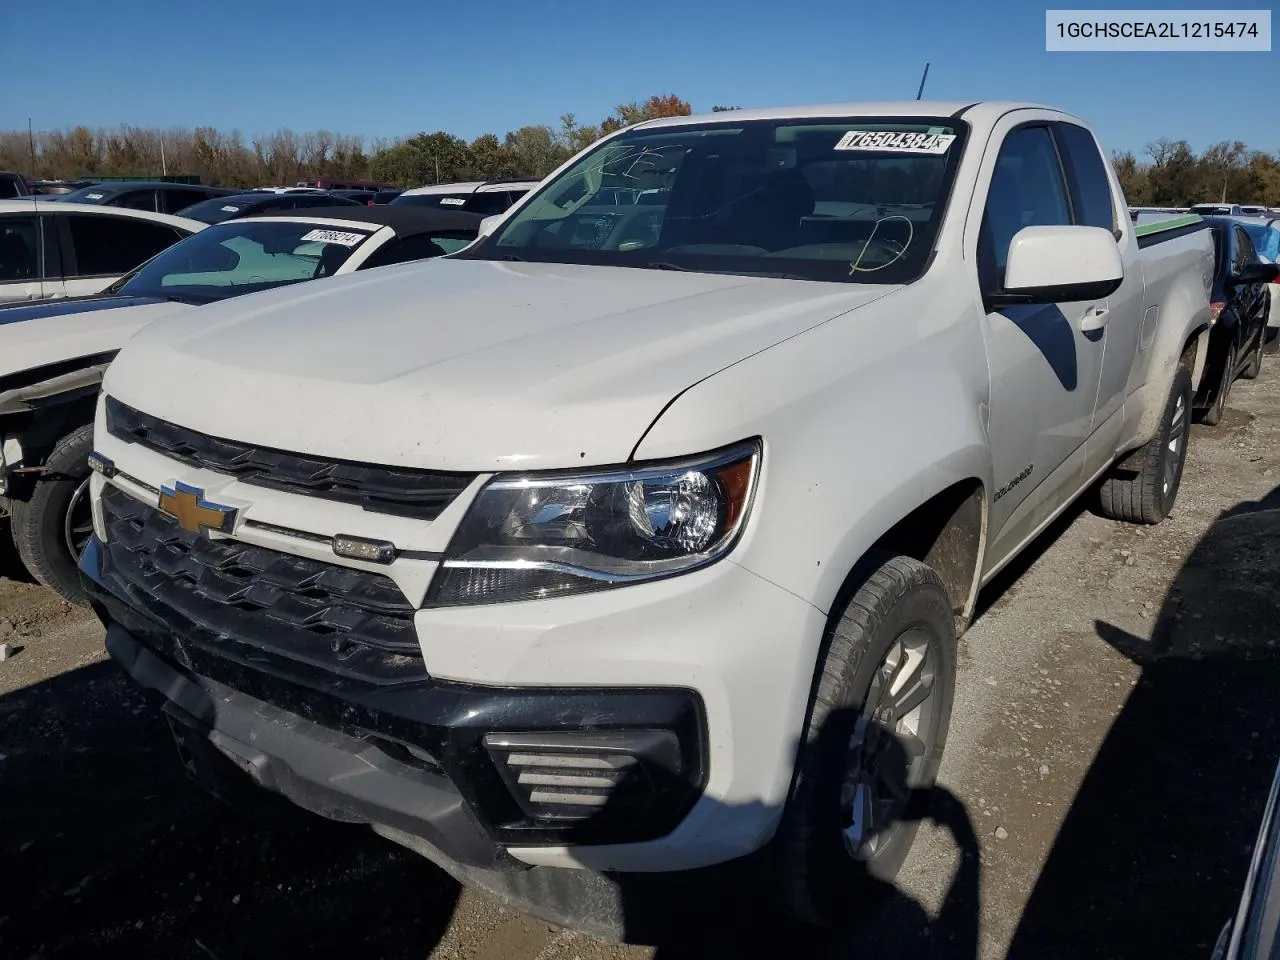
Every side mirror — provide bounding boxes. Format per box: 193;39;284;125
1233;261;1280;285
990;225;1124;306
478;214;503;239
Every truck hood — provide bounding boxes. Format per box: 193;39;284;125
105;259;898;470
0;296;194;381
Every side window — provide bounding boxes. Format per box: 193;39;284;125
115;189;159;212
465;191;513;216
1233;227;1257;274
358;234;448;270
1054;123;1118;234
431;233;477;254
162;189;203;214
978;125;1072;289
0;216;39;281
65;215;184;277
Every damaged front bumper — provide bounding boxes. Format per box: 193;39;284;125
77;535;723;941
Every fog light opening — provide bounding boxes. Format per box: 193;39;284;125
483;730;680;825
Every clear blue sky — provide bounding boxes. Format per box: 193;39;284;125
2;0;1276;157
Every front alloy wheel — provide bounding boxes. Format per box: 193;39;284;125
777;553;957;925
841;630;940;861
1163;391;1187;498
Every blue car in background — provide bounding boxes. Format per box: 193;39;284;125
1238;217;1280;347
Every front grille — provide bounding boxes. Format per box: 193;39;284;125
104;396;475;521
100;485;425;683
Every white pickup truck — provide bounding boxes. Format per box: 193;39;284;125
80;101;1213;937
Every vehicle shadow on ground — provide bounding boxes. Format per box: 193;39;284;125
601;713;983;960
0;658;461;960
0;645;985;959
1006;484;1280;959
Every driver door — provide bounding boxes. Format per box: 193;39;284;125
975;123;1108;568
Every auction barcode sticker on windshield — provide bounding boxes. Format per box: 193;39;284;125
299;229;367;246
834;130;956;154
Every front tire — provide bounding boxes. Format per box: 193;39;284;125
9;423;95;605
1097;357;1192;525
776;554;956;926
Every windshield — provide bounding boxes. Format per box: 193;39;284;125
106;220;377;304
392;192;474;208
59;185;114;203
464;117;968;284
174;196;257;224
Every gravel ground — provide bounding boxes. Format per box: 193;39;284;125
3;364;1279;960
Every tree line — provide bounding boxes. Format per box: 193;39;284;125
1113;139;1280;207
0;94;698;189
7;100;1276;207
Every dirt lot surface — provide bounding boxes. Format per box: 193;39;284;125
3;366;1280;960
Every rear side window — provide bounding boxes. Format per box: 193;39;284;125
979;125;1072;287
466;191;514;216
0;175;25;199
0;216;39;281
114;189;159;212
358;233;451;269
1054;123;1118;234
64;215;184;277
162;189;204;214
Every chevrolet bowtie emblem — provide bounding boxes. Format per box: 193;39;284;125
157;481;238;535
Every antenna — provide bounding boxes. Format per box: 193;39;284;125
28;118;40;296
915;62;931;100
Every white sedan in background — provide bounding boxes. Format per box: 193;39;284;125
1;204;483;606
0;199;204;304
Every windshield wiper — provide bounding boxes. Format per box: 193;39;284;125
639;261;693;272
497;254;526;262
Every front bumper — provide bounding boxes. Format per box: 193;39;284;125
80;535;757;938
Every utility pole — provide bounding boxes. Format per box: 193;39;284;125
161;137;168;176
27;118;36;175
916;62;931;100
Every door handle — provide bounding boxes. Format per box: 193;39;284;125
1080;305;1109;332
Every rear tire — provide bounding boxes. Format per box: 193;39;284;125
1241;331;1264;380
9;423;95;605
1201;343;1236;426
775;554;956;926
1097;358;1192;525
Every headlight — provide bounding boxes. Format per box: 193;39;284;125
427;440;760;605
